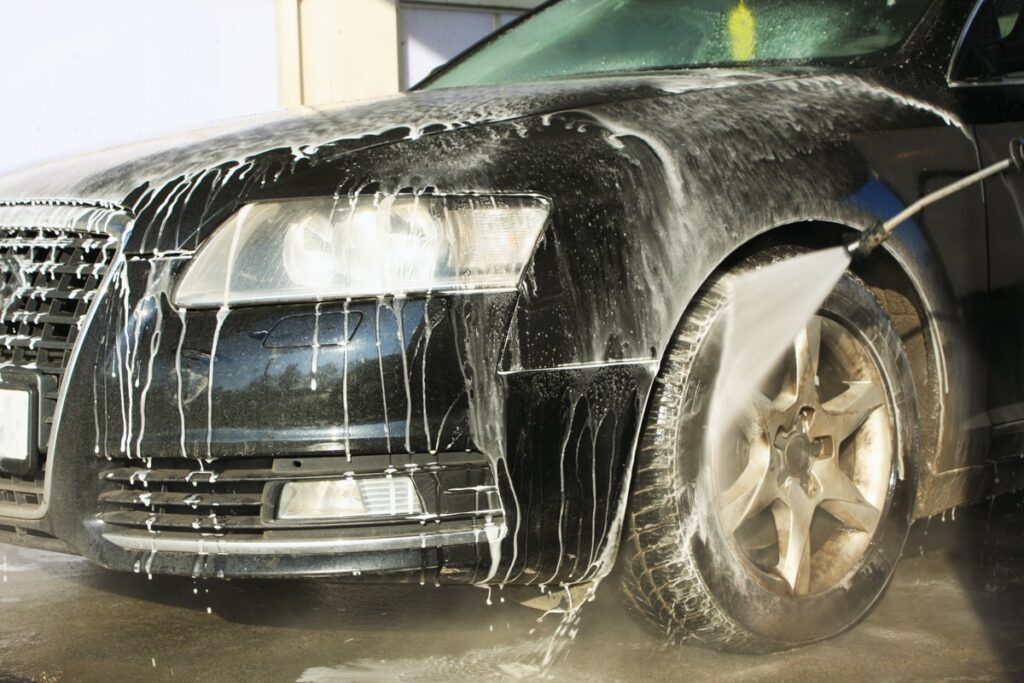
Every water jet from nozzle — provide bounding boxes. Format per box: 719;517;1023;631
708;246;851;442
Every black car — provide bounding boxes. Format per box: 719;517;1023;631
1;0;1023;653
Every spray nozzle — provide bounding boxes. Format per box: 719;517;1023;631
843;221;886;261
1010;137;1024;174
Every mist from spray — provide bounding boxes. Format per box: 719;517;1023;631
707;246;852;448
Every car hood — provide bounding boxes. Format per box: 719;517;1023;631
0;71;790;209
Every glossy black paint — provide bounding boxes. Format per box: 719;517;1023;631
3;0;1024;583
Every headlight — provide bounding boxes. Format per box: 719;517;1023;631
172;194;550;308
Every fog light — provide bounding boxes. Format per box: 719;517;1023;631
276;477;422;521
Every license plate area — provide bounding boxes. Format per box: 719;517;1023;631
0;383;37;477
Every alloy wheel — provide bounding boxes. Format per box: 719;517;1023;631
714;315;895;596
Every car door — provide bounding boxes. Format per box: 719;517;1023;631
950;0;1024;430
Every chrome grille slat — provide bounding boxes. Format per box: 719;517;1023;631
0;236;111;251
1;261;107;278
0;333;74;351
102;465;281;484
98;490;264;508
97;510;265;531
12;285;98;302
3;311;82;326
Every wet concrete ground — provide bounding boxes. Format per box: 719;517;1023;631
2;499;1023;682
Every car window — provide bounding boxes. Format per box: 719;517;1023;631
954;0;1024;81
423;0;934;89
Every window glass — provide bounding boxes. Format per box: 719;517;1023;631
999;11;1022;38
954;0;1024;80
425;0;933;89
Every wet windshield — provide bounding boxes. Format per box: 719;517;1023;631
424;0;934;88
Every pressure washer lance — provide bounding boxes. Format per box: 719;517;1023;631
845;139;1024;259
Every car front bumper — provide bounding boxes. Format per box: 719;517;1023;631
0;209;652;586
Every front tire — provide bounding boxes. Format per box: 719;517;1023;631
623;249;919;653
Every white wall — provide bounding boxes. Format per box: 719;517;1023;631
282;0;542;105
0;0;282;176
400;5;523;88
292;0;401;106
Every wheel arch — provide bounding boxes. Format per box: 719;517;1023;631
596;213;964;583
613;215;949;568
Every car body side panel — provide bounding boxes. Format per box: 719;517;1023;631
952;83;1024;434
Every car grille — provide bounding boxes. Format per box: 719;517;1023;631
97;455;502;544
0;222;119;508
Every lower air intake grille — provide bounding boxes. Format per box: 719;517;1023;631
97;454;501;540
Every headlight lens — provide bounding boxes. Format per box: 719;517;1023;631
173;194;550;308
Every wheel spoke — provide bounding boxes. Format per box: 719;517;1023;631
773;481;815;595
813;457;881;532
737;391;775;443
819;381;884;444
719;445;775;534
792;317;822;403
